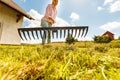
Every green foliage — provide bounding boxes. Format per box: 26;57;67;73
93;35;112;43
66;34;75;44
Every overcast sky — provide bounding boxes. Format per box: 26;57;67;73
14;0;120;41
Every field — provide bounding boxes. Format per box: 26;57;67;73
0;40;120;80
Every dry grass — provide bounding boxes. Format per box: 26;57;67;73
0;40;120;80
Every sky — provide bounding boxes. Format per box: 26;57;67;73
14;0;120;42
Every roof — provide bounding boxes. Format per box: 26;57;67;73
102;31;114;35
0;0;34;20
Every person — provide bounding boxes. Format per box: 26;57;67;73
41;0;58;44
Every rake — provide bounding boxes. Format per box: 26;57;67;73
18;26;88;41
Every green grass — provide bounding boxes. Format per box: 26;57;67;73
0;40;120;80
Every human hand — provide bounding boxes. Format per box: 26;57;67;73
48;17;55;24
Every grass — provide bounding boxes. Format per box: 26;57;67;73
0;40;120;80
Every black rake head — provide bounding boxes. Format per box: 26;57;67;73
18;26;88;41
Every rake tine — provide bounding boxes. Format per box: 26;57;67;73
71;29;74;37
74;29;77;38
84;27;88;37
26;31;31;40
56;30;58;38
81;28;85;37
60;29;62;38
39;30;42;39
64;29;66;38
48;30;50;39
68;29;70;35
35;30;39;39
78;29;81;38
22;31;27;40
52;30;54;39
44;30;46;39
18;30;24;41
67;29;70;37
31;30;35;39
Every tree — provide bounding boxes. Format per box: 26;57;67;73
93;35;112;43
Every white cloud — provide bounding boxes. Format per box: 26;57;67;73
70;12;80;22
24;9;43;27
101;0;120;13
115;35;119;39
78;36;93;41
100;21;120;31
104;0;113;5
21;0;26;2
110;0;120;12
97;6;103;11
28;9;43;20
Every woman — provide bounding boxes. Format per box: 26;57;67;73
41;0;58;44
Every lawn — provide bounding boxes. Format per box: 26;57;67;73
0;40;120;80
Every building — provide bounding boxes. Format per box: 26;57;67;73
0;0;33;45
102;31;114;40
